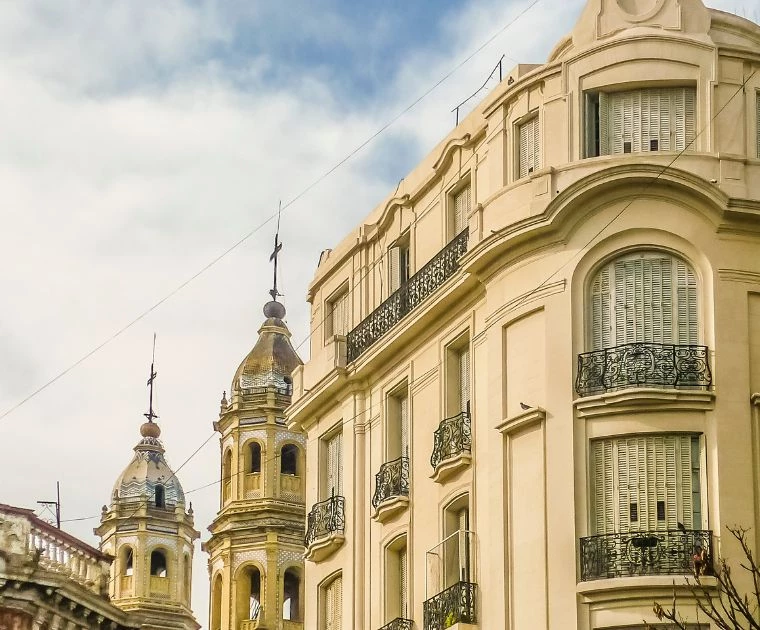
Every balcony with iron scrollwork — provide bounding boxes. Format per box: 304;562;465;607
423;581;477;630
430;411;471;483
380;618;414;630
372;456;410;522
304;494;345;562
580;529;713;581
347;229;469;363
575;342;712;398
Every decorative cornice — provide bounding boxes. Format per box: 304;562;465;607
432;133;472;172
718;269;760;284
496;407;546;435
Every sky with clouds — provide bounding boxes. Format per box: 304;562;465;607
0;0;753;625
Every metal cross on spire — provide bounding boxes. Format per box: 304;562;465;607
269;200;283;302
144;333;159;422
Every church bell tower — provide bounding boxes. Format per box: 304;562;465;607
205;224;306;630
97;356;200;630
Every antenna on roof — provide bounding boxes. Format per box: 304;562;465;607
451;54;505;125
269;201;284;302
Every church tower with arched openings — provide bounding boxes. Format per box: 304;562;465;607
205;294;305;630
96;361;200;630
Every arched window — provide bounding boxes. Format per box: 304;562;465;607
211;574;223;630
222;449;233;503
589;252;698;350
121;546;133;576
154;484;165;508
150;550;167;577
249;442;262;473
283;568;300;621
248;567;261;620
235;566;262;623
183;554;191;604
322;574;342;630
443;494;470;587
281;444;298;476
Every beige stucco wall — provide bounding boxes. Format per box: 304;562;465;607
289;1;760;629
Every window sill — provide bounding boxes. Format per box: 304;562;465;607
372;495;409;523
442;623;478;630
574;388;714;418
577;574;718;604
304;531;345;563
430;453;471;484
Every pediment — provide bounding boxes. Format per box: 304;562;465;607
571;0;710;50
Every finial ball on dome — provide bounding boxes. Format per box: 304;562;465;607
263;300;286;319
140;421;161;438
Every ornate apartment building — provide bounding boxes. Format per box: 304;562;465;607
205;298;306;630
287;1;760;629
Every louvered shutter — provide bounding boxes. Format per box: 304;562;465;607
400;394;409;457
331;293;348;337
459;347;470;414
678;435;694;529
675;259;698;344
690;435;702;529
684;88;696;150
660;89;672;151
389;246;401;293
591;267;612;351
326;433;343;497
599;92;610;155
325;579;334;630
756;92;760;158
592;440;615;534
454;185;470;236
399;547;408;618
519;117;539;178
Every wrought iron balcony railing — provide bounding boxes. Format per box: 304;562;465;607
347;229;469;363
423;581;477;630
430;411;471;471
576;342;712;396
304;494;345;548
380;619;414;630
580;529;713;581
372;456;410;509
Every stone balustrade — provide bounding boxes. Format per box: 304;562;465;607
0;505;111;597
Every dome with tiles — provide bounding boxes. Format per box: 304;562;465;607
111;420;185;508
231;301;303;395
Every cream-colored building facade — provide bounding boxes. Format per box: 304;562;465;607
288;1;760;629
205;298;306;630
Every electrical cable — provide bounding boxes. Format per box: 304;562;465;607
56;59;755;529
0;1;543;425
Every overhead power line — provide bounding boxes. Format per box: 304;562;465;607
0;0;543;424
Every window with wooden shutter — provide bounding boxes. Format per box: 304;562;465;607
452;184;471;237
593;87;696;156
399;545;408;619
388;236;410;294
518;116;540;178
458;346;470;414
324;575;342;630
590;434;701;534
589;253;698;350
326;290;349;339
387;388;409;460
756;92;760;158
325;432;343;498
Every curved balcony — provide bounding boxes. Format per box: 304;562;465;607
372;456;410;521
580;529;712;581
347;229;469;363
380;619;414;630
423;581;477;630
430;412;471;483
304;495;345;562
576;342;712;397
